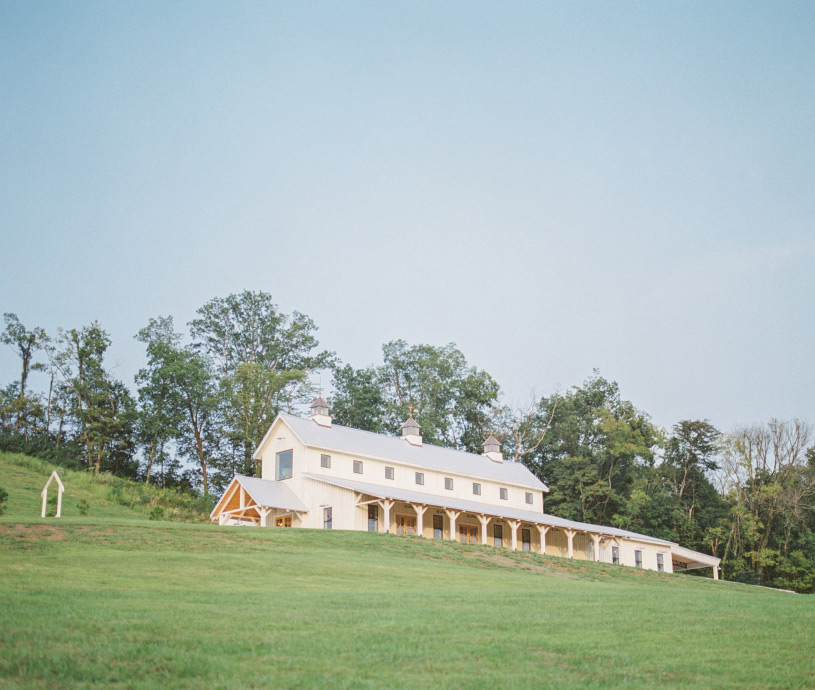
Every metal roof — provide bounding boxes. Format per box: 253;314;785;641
279;413;549;492
302;473;674;546
234;474;309;512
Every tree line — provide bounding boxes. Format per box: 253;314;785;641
2;292;813;592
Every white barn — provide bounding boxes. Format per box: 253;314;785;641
211;398;721;578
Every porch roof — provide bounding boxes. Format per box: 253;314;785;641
210;475;309;520
671;544;721;570
302;473;673;546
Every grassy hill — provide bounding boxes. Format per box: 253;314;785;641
0;451;210;522
1;454;814;689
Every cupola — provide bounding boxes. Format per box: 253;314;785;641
401;416;422;447
309;396;332;428
482;434;503;463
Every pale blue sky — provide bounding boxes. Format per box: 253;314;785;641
1;2;813;432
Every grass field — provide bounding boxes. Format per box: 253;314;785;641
1;454;814;689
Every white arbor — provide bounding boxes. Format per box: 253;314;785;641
41;471;64;518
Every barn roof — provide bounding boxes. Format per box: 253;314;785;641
271;413;548;492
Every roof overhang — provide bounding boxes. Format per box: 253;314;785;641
671;544;721;571
301;473;670;544
210;475;308;522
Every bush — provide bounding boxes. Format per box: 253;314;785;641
148;506;165;521
0;485;8;516
76;498;90;516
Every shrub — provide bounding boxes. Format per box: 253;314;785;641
76;498;90;516
148;506;165;521
0;486;8;516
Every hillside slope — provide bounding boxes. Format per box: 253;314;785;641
1;457;814;689
0;452;209;522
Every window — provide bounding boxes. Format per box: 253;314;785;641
525;492;533;505
353;460;363;474
433;514;443;540
499;487;508;501
493;524;503;548
522;528;531;552
385;466;394;480
657;553;664;572
444;477;453;490
472;482;481;496
275;515;292;528
276;449;293;481
635;550;643;568
612;546;620;565
368;505;378;532
415;472;424;485
323;507;332;530
320;454;331;468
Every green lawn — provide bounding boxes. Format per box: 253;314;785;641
1;456;814;689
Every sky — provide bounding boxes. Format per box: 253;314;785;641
1;2;813;434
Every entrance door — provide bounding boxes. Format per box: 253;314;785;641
368;505;378;532
493;524;503;548
275;515;292;527
522;528;531;552
396;515;416;535
460;524;478;544
433;514;443;540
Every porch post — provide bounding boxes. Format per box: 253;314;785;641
445;509;460;541
508;519;520;551
591;534;601;562
413;504;428;537
383;499;393;533
239;486;246;509
259;507;270;527
566;529;575;559
536;525;549;555
713;565;719;581
218;513;228;525
477;515;490;545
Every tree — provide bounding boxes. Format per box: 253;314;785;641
378;340;500;452
1;313;47;436
136;316;220;495
720;419;813;583
525;371;660;524
47;323;136;472
329;364;387;432
190;291;333;473
135;317;185;484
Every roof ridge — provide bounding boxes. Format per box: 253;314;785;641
280;412;499;463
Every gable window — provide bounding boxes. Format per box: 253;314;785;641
415;472;424;486
323;507;332;530
320;454;331;469
472;482;481;496
353;460;363;474
657;553;664;572
612;546;620;565
444;477;454;490
276;449;293;481
635;550;643;568
493;524;503;548
525;492;533;505
385;466;394;480
499;487;508;501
